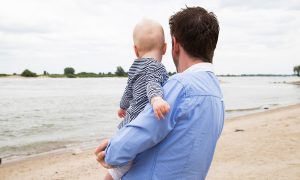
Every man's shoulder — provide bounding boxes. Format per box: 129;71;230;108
167;71;222;97
166;73;187;86
170;70;218;83
163;74;186;94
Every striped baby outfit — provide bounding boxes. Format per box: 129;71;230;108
118;58;169;129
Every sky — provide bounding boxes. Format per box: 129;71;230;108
0;0;299;75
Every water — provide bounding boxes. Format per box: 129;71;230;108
0;76;300;161
0;78;125;161
220;76;300;117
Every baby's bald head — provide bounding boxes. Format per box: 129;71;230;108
133;19;166;58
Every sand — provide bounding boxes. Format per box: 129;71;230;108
1;104;300;180
290;80;300;85
207;103;300;180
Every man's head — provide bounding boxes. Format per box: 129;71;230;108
133;19;166;59
169;6;219;66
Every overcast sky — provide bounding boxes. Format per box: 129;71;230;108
0;0;299;75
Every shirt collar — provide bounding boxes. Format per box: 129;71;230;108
184;62;214;73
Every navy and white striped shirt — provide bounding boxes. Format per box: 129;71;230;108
118;58;169;129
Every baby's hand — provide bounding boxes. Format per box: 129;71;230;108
117;108;126;118
151;96;170;120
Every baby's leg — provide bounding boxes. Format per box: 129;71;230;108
104;173;113;180
107;161;132;180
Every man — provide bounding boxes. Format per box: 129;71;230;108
96;6;224;180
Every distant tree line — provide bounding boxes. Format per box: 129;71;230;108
57;66;128;78
0;74;9;77
9;66;175;78
3;65;300;78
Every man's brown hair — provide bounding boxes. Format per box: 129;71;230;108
169;6;219;63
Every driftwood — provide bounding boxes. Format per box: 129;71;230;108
234;129;245;132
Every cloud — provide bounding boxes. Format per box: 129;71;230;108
212;0;300;74
220;0;300;10
0;0;299;74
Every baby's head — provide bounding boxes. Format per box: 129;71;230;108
133;19;166;61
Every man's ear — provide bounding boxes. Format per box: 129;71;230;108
172;37;179;54
134;45;139;58
162;43;167;55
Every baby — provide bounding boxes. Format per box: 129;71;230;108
105;19;170;180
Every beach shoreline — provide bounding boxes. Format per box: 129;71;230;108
1;103;300;180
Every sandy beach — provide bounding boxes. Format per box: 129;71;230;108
1;104;300;180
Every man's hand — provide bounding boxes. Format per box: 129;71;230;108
151;96;170;119
95;139;113;169
118;108;126;118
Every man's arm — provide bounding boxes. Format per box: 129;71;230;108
104;79;184;166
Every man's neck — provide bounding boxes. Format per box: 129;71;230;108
177;48;204;73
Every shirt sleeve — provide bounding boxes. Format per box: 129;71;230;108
146;65;169;102
120;77;133;110
105;79;184;166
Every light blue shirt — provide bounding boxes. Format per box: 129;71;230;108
105;63;224;180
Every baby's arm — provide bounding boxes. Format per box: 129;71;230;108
150;96;170;119
146;66;170;119
119;78;133;118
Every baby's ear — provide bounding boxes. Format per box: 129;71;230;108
162;43;167;55
134;45;139;58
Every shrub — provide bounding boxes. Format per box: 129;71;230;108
294;65;300;76
48;74;65;78
21;69;37;77
64;67;75;75
77;72;99;78
115;66;127;77
66;74;76;78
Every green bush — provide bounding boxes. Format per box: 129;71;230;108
64;67;75;75
21;69;37;77
294;65;300;76
77;72;99;78
115;66;127;77
48;74;66;78
0;74;9;77
66;74;76;78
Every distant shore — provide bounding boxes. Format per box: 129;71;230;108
1;103;300;180
0;75;125;78
1;75;300;87
1;74;300;80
